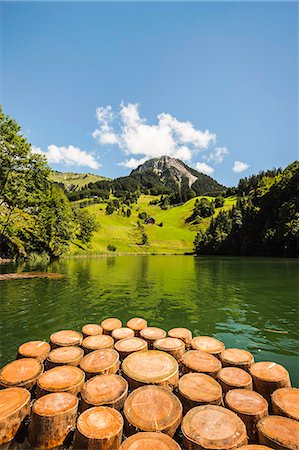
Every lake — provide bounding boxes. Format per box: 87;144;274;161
1;255;298;385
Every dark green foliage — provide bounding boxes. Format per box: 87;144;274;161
74;208;98;244
126;208;132;218
138;211;148;220
215;196;225;208
141;232;149;246
106;203;115;215
186;198;215;224
107;244;116;252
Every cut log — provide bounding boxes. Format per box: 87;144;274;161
81;374;128;411
191;336;225;357
249;362;291;402
82;324;103;338
153;337;185;361
17;341;50;363
271;387;299;421
0;358;43;391
0;387;31;446
181;350;221;378
120;432;182;449
36;365;85;397
178;373;222;413
140;327;167;349
225;389;268;442
217;367;253;394
101;318;122;335
114;337;148;360
122;350;179;390
80;349;120;379
182;405;247;450
124;385;182;437
112;327;134;341
46;346;84;369
82;334;114;353
73;406;123;450
238;446;272;450
257;415;299;449
168;327;192;347
50;330;83;348
28;392;78;449
220;348;254;370
126;318;147;337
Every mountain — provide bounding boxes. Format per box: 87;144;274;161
50;171;109;192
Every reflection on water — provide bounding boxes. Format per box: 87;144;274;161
0;256;298;384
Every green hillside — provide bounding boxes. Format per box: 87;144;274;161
50;171;109;191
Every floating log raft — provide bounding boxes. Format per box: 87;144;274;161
249;361;291;402
112;327;134;341
50;330;83;348
46;346;84;369
140;327;167;348
191;336;225;357
153;337;185;361
114;337;148;360
124;385;182;437
181;350;221;378
36;365;85;397
0;358;43;391
168;327;192;347
120;432;182;449
217;367;253;393
0;272;64;281
178;373;222;413
220;348;254;370
17;340;50;362
0;387;31;446
82;334;114;353
271;387;299;421
101;318;122;335
81;324;103;338
81;374;128;411
28;392;78;449
126;318;147;336
80;349;120;379
257;415;299;449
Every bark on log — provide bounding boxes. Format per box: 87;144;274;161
80;349;120;379
0;387;31;446
140;327;167;349
17;341;50;363
249;362;291;403
101;318;122;335
257;415;299;450
126;318;147;337
271;388;299;421
81;374;128;411
82;335;114;353
111;327;134;341
168;328;192;347
220;348;254;370
114;337;148;360
178;373;222;413
191;336;225;357
0;358;43;391
120;432;182;449
153;337;185;361
36;365;85;397
217;367;253;394
238;446;272;449
82;324;103;339
46;346;84;369
50;330;83;349
181;350;221;378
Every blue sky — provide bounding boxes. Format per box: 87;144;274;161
1;1;298;186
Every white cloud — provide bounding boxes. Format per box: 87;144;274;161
233;161;249;173
118;157;147;169
195;162;214;175
204;146;229;164
32;145;100;170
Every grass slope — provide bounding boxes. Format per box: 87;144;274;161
50;171;108;191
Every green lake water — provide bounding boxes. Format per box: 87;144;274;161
1;256;298;385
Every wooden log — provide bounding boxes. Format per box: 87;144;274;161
168;327;192;347
73;406;123;450
220;348;254;370
217;367;253;394
17;341;50;363
0;358;43;391
126;318;147;337
50;330;83;348
182;405;248;450
181;350;221;378
178;373;222;413
80;349;120;379
0;272;63;280
120;432;182;449
225;389;268;443
122;350;179;390
153;337;185;361
46;346;84;369
81;374;128;411
82;335;114;353
36;365;85;397
101;318;122;335
238;446;272;450
111;327;134;341
114;337;148;360
28;392;78;449
257;415;299;450
0;387;31;446
271;387;299;421
140;327;167;349
82;324;103;338
191;336;225;357
249;362;291;402
124;385;182;437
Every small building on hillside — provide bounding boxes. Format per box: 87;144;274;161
145;216;156;225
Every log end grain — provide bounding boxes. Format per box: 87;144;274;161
32;392;78;416
37;365;85;396
126;318;147;333
178;373;222;410
217;367;253;393
271;387;299;421
115;337;148;359
140;327;167;347
0;358;43;390
168;328;192;346
225;389;268;416
191;336;225;356
46;346;84;368
80;349;120;378
82;334;114;352
112;327;135;341
257;415;299;449
153;337;185;361
250;361;290;384
238;446;272;450
0;387;31;446
81;374;128;411
50;330;83;348
181;350;221;377
220;348;254;369
101;318;122;334
17;341;50;362
120;432;182;449
82;324;103;337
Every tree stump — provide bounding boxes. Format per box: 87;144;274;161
82;335;114;353
238;446;272;450
0;358;43;391
124;385;182;437
73;406;123;450
140;327;167;349
101;318;122;335
249;362;291;402
46;346;84;369
36;365;85;397
17;341;50;363
257;415;299;449
0;387;31;446
81;374;128;411
271;387;299;421
191;336;225;357
217;367;253;394
168;327;192;347
126;318;147;337
112;327;134;341
220;348;254;370
122;350;179;390
28;392;78;449
50;330;83;348
181;350;221;378
114;337;148;360
120;432;182;449
178;373;222;413
225;389;268;443
80;349;120;379
82;324;103;338
182;405;247;450
153;337;185;361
